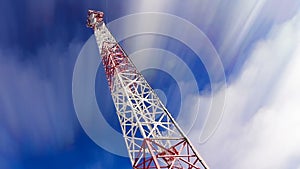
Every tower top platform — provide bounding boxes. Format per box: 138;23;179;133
87;10;104;29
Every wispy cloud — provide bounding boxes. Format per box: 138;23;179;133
0;40;82;157
192;11;300;169
124;0;300;75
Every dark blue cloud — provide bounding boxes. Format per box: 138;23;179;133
0;0;103;56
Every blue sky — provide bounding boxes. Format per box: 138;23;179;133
1;0;300;169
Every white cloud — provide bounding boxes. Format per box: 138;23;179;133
125;0;300;73
193;11;300;169
0;40;82;153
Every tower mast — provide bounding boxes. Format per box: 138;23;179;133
87;10;209;169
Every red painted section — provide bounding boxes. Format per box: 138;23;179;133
133;138;203;169
101;42;135;90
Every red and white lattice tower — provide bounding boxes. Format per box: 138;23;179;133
87;10;210;169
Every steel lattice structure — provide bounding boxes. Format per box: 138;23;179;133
87;10;209;169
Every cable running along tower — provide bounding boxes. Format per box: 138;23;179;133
87;10;209;169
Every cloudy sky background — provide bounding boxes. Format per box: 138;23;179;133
0;0;300;169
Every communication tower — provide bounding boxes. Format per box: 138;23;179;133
87;10;209;169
